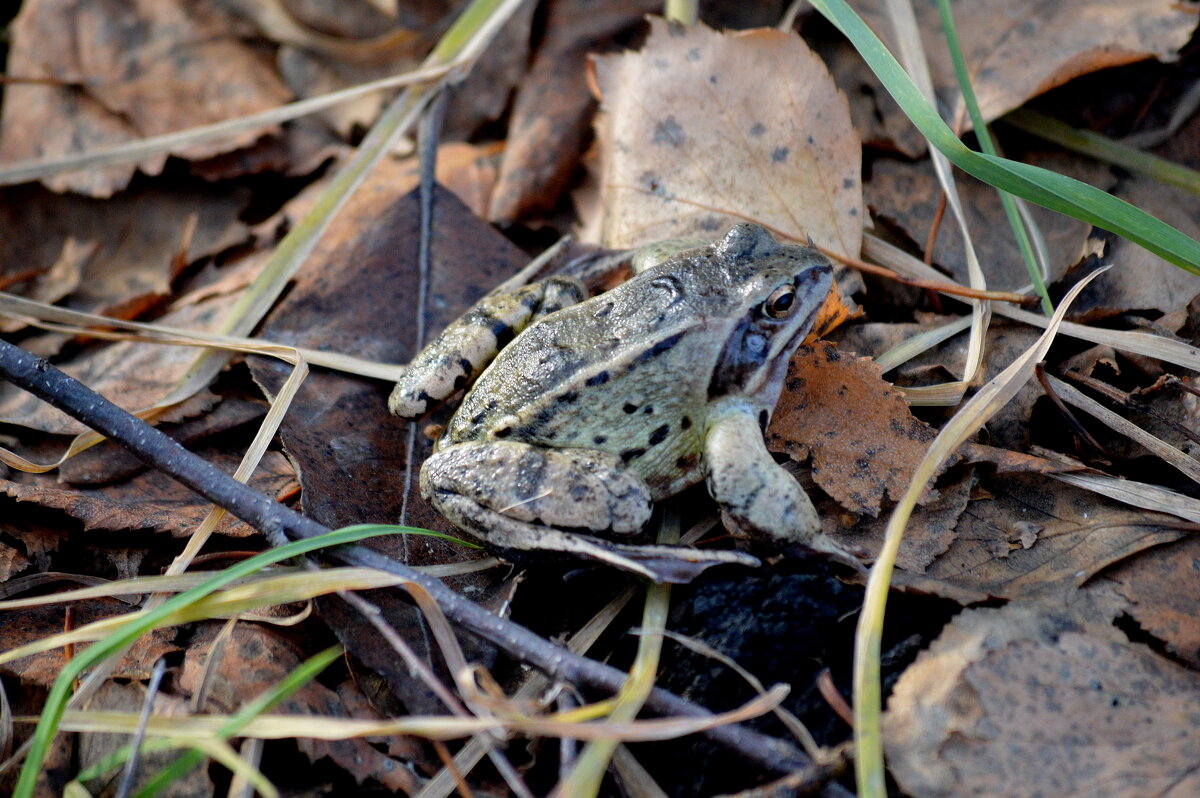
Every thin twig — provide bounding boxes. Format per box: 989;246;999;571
0;339;828;784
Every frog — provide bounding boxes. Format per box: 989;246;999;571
390;223;857;582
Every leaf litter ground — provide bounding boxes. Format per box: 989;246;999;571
0;2;1199;795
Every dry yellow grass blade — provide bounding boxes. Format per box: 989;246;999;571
44;685;788;743
997;304;1200;371
415;584;640;798
1042;373;1200;484
1050;472;1200;523
853;266;1107;797
0;568;411;667
880;0;992;409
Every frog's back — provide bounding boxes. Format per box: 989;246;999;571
444;276;718;497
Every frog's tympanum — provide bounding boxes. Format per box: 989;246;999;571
390;223;855;582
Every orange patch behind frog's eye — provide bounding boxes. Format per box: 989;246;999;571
762;285;797;319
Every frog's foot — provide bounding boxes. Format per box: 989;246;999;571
422;442;758;582
705;403;864;570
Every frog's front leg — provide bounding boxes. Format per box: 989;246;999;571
704;400;863;570
422;441;759;582
389;276;586;419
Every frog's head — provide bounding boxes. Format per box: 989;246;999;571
707;223;834;409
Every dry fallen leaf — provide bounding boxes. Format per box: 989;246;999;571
0;184;251;335
768;342;938;516
0;298;233;435
884;603;1200;797
0;450;296;538
0;0;292;196
0;598;178;687
853;0;1196;123
1102;535;1200;668
910;473;1187;600
488;0;661;222
586;18;863;263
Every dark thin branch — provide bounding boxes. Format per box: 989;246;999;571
0;339;834;786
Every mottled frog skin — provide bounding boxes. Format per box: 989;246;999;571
390;224;851;581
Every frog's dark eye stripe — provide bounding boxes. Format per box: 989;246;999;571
762;285;797;319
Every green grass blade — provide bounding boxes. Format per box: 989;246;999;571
1002;107;1200;197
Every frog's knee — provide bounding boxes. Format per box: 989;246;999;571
422;443;652;536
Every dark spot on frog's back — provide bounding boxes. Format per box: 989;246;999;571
653;116;686;148
634;332;684;364
585;371;610;387
758;409;770;431
687;47;701;61
749;122;766;137
593;434;607;445
676;454;698;471
620;447;647;462
623;403;639;414
680;416;692;430
772;146;789;163
648;424;670;446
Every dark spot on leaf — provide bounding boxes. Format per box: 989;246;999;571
653;116;686;148
639;170;666;196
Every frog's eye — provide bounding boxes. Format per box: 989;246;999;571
762;285;796;319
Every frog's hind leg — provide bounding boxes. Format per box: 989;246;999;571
421;441;758;583
389;276;585;419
